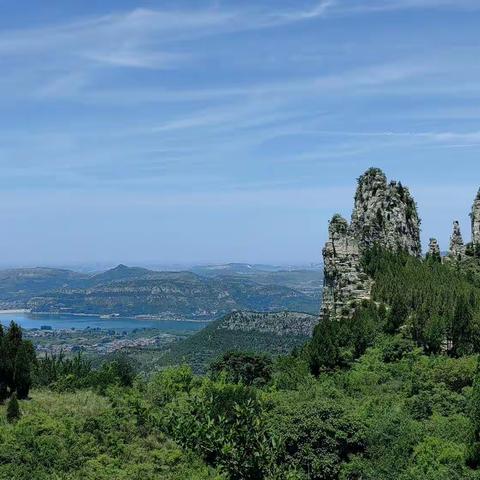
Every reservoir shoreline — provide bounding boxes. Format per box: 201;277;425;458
0;309;211;323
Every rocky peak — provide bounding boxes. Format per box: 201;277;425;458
428;238;441;259
471;189;480;246
328;214;349;239
449;221;466;259
320;168;421;320
350;168;421;257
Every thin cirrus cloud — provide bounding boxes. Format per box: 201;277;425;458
329;0;480;14
0;1;479;263
0;3;332;67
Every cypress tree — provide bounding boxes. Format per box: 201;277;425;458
0;325;7;402
6;393;20;423
452;296;473;356
308;316;340;375
468;356;480;468
14;341;35;399
385;297;408;334
4;322;23;392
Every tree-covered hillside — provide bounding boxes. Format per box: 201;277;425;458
156;311;317;373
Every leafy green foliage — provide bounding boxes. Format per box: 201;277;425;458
268;393;365;479
166;378;276;479
0;389;221;480
209;351;273;386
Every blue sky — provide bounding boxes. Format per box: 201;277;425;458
1;0;480;266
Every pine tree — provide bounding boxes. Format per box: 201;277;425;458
4;322;23;392
468;356;480;467
385;297;408;334
0;325;7;402
308;316;340;375
6;393;20;423
14;341;35;399
452;296;473;356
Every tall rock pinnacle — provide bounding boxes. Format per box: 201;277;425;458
471;189;480;247
320;168;422;320
427;238;441;261
449;221;465;259
350;168;422;257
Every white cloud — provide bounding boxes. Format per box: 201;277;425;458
330;0;480;15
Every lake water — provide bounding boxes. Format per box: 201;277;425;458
0;311;209;333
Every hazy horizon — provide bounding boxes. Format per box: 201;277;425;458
2;1;480;265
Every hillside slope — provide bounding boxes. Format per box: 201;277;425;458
157;310;317;372
27;273;319;318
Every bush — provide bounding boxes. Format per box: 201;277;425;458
166;378;276;479
146;365;195;407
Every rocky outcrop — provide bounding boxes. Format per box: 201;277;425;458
350;168;421;256
448;221;466;260
321;214;372;319
471;189;480;247
427;238;441;260
220;311;318;337
320;168;421;320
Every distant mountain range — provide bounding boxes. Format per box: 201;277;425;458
0;263;322;319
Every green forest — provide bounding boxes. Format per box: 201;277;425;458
3;249;480;479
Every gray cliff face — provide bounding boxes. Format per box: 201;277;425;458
350;168;421;257
448;221;466;259
320;168;421;320
471;189;480;246
321;214;372;319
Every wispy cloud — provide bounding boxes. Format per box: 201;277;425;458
330;0;480;15
0;3;332;69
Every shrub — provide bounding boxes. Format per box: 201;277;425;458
146;365;195;407
166;378;276;479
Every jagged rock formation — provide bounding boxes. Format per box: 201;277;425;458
471;189;480;247
320;168;421;320
427;238;441;260
350;168;422;256
321;214;372;319
448;221;466;260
